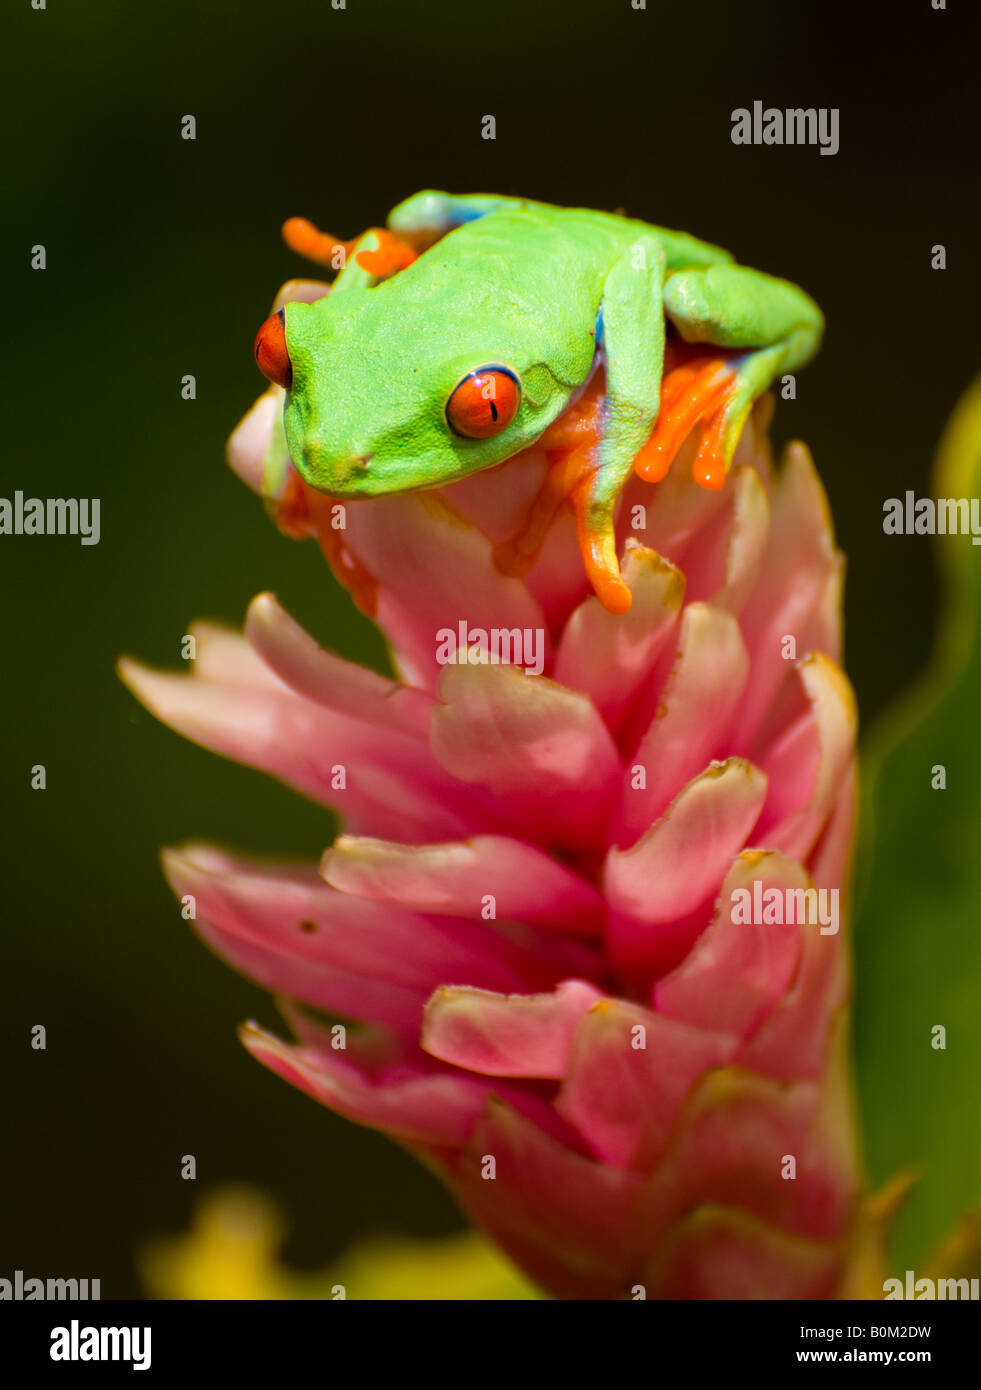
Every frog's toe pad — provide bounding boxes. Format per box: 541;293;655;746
282;219;417;280
586;560;632;615
635;354;741;490
353;229;418;277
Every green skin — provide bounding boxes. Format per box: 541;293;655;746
270;191;823;588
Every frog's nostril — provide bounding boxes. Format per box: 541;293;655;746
304;442;374;493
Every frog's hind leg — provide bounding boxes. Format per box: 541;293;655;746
638;264;823;489
285;192;522;275
636;339;809;489
387;191;531;248
691;343;790;488
636;345;784;489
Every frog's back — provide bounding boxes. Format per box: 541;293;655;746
443;197;734;277
509;199;734;272
390;189;734;276
365;196;736;389
406;200;729;318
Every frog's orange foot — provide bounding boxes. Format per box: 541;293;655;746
495;375;604;578
268;466;314;539
636;353;741;491
353;228;418;277
267;469;378;616
318;523;379;618
493;446;590;579
493;442;632;615
282;218;417;279
493;373;633;614
574;508;633;615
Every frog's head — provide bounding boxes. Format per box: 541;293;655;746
253;277;577;498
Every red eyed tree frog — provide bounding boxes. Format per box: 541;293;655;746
253;191;822;615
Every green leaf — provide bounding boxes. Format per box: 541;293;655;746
854;372;981;1270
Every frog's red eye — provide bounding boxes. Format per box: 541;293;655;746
446;366;521;439
254;309;292;389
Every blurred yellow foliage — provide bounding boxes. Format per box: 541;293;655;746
140;1186;543;1300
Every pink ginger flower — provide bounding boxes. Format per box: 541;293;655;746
121;298;860;1299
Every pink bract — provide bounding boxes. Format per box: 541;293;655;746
122;377;859;1300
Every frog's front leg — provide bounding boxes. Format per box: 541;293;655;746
636;265;823;488
497;235;667;616
573;235;668;614
253;389;377;613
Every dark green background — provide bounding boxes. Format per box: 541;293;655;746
3;0;979;1295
